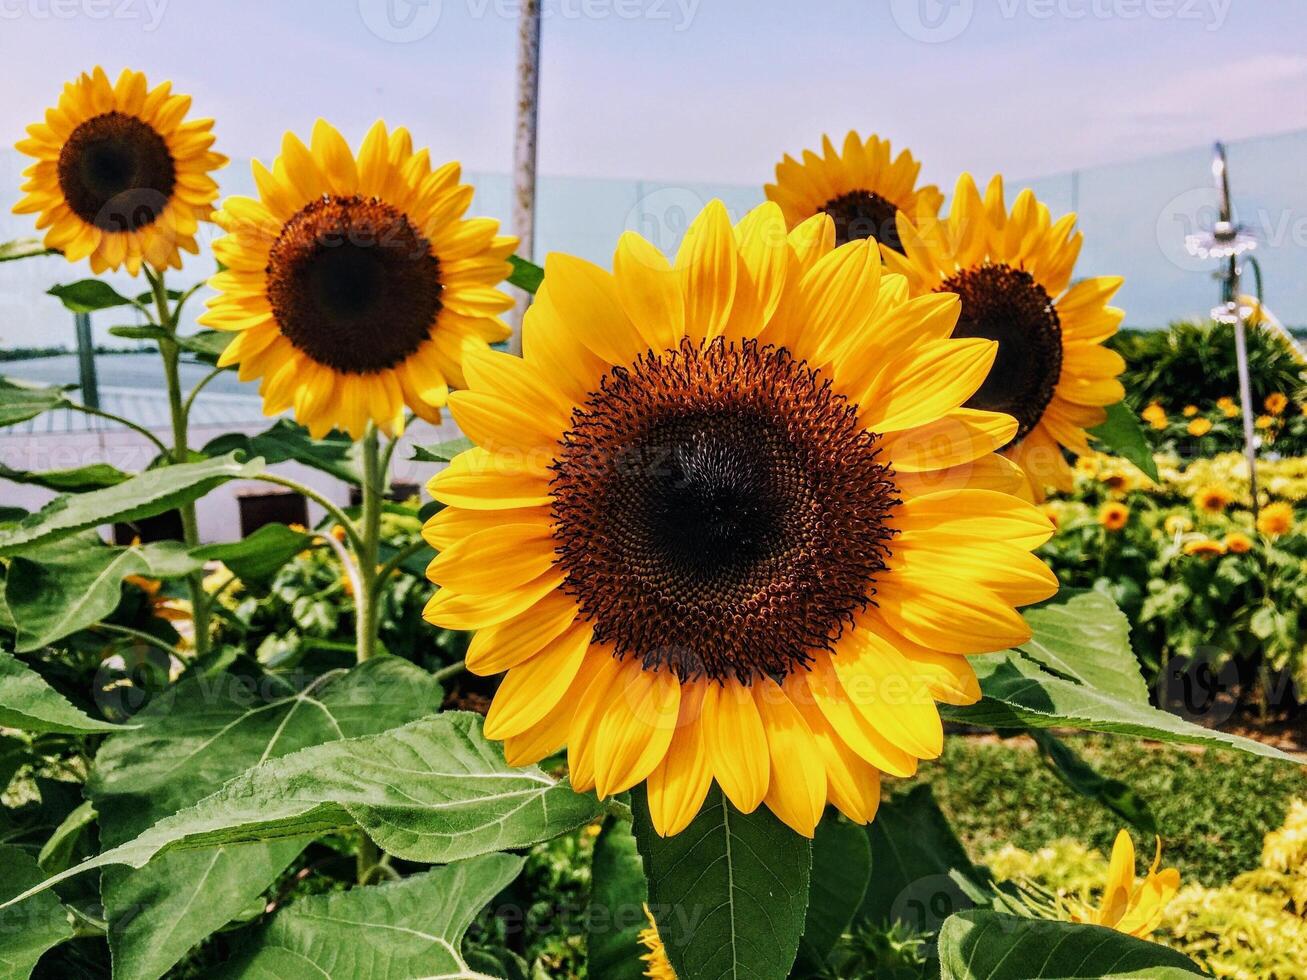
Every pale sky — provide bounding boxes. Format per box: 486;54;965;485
2;0;1306;187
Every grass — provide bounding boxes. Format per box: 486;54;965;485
905;733;1307;885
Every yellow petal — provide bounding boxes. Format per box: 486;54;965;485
484;621;593;739
702;680;769;813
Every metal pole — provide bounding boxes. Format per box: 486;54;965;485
74;311;100;411
508;0;541;355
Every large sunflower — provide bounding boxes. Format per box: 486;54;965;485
200;120;516;439
764;132;943;253
884;174;1126;499
423;200;1057;838
13;67;225;275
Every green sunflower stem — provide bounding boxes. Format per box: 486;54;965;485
149;266;211;663
355;425;385;663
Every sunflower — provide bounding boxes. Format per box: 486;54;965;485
13;67;225;275
1187;417;1212;437
1182;405;1199;418
1195;483;1234;514
764;132;943;253
1223;532;1254;554
884;174;1126;500
1183;538;1226;559
1217;396;1240;418
1098;502;1129;532
1258;502;1295;537
1266;393;1289;415
1071;831;1179;938
639;905;677;979
423;200;1057;838
200;119;516;439
1141;403;1168;431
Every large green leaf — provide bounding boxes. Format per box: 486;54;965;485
1029;729;1156;835
7;713;603;910
91;657;444;980
218;855;523;979
508;254;544;294
0;844;73;979
0;648;121;734
47;279;136;314
177;330;232;364
937;910;1202;979
1019;590;1148;705
5;533;202;652
0;238;58;262
203;420;360;484
1089;401;1160;482
0;379;69;428
0;453;262;557
192;523;314;587
632;786;811;980
587;815;649;980
0;461;132;492
795;815;871;975
948;651;1298;761
860;786;983;931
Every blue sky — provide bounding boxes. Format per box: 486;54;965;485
2;0;1306;186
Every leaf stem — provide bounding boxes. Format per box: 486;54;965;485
181;364;228;425
94;622;179;659
371;538;428;599
355;425;383;663
250;473;364;553
64;400;170;456
432;659;467;684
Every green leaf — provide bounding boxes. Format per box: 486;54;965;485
1020;589;1149;705
177;330;232;364
0;844;73;978
796;815;872;974
203;420;360;484
0;238;58;262
632;786;811;980
5;533;202;651
411;436;474;464
108;325;170;342
0;378;70;428
193;523;314;587
1029;729;1156;835
508;254;544;294
91;657;445;980
0;452;263;557
1090;401;1160;482
587;815;649;980
47;279;136;314
937;910;1203;979
218;855;524;979
948;651;1298;761
860;785;982;931
0;461;132;492
9;713;603;911
37;799;96;875
0;648;122;734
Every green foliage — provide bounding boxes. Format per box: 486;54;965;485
0;378;70;427
796;816;872;975
0;649;123;734
1089;401;1160;481
47;279;137;314
587;817;649;980
508;255;544;294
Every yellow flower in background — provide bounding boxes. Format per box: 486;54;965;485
1217;396;1240;418
1186;417;1212;437
1041;503;1061;529
1223;532;1254;554
886;174;1125;500
1256;415;1275;431
764;132;943;252
1258;502;1295;537
1183;538;1227;559
1194;483;1234;514
1164;514;1192;536
13;67;226;274
1266;392;1289;415
1073;830;1180;938
1182;405;1199;418
423;201;1056;838
201;119;516;439
639;905;677;979
1142;403;1168;431
1098;502;1129;532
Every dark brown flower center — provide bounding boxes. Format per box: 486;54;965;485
550;337;899;685
820;189;904;252
265;196;442;374
57;111;177;232
937;263;1063;444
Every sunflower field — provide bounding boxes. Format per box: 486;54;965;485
0;66;1304;980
